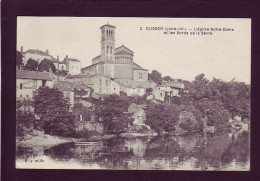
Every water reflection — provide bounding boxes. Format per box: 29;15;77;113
16;131;250;170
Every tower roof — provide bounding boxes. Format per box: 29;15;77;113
100;24;116;29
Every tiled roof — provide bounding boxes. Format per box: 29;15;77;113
16;70;53;81
81;62;104;70
66;74;93;79
115;45;134;53
53;81;74;92
67;58;80;62
23;49;64;64
161;81;185;89
66;73;111;79
114;49;133;56
73;82;92;90
100;24;116;29
133;62;148;71
23;49;51;57
92;55;101;60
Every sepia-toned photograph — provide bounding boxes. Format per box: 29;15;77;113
16;17;251;170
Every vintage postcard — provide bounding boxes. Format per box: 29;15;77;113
16;17;250;170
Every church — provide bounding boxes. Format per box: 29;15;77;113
81;24;150;87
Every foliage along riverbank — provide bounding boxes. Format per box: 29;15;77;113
16;73;250;144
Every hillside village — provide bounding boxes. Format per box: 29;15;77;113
16;23;250;145
14;19;251;171
16;23;185;108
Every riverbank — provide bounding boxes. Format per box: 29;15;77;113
16;134;78;149
16;131;160;149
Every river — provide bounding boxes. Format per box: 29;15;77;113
16;131;250;170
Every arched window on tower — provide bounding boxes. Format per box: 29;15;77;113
110;46;112;54
106;30;108;37
107;46;109;54
111;31;113;38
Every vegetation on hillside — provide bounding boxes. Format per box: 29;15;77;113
34;87;75;136
16;71;250;138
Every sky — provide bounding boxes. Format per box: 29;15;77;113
17;17;251;84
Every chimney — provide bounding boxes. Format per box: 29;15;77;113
46;49;49;54
57;55;59;61
20;46;23;53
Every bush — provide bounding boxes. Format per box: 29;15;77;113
178;111;197;132
16;111;35;136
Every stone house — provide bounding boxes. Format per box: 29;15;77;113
16;70;53;101
53;81;75;108
19;46;81;75
66;74;120;96
153;80;185;102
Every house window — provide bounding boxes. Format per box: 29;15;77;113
66;92;70;99
20;83;23;90
33;80;37;87
160;93;163;97
26;95;29;99
99;79;102;92
62;66;64;70
42;80;46;87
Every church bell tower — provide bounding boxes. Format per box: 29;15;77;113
100;24;116;63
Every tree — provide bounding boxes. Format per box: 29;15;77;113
34;87;75;136
25;58;38;71
145;103;181;133
16;51;23;70
73;103;92;122
38;58;57;73
16;110;35;136
148;70;162;84
163;76;173;82
93;95;133;134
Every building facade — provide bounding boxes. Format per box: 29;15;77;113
16;70;53;101
81;24;149;87
66;74;120;96
19;46;81;75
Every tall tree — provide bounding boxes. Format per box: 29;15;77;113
25;58;38;71
38;58;57;73
34;87;75;136
148;70;163;84
163;76;173;82
16;51;23;70
93;95;133;134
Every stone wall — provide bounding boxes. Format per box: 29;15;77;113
84;122;104;133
